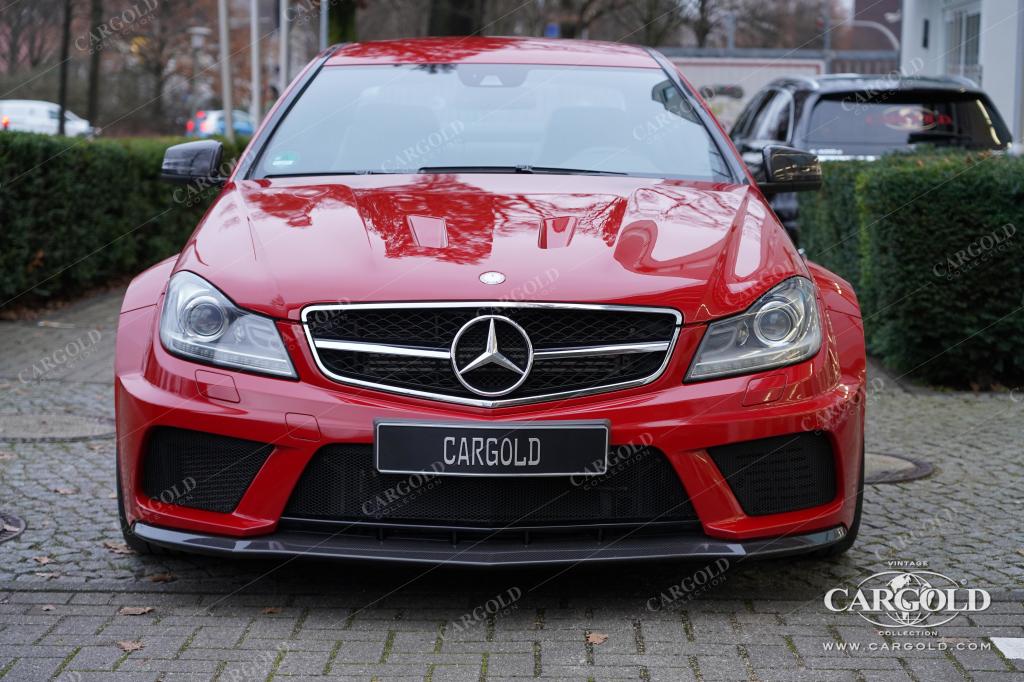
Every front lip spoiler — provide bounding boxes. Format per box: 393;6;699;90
133;522;846;566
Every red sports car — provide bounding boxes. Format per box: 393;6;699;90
116;37;866;565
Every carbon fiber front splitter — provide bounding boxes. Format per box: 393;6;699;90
133;522;846;566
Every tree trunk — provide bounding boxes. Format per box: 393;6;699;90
57;0;73;136
7;12;22;75
86;0;103;124
694;0;712;48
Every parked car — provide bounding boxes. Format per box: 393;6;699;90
730;74;1013;242
0;99;96;137
116;37;866;566
184;109;255;138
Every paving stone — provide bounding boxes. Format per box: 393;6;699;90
1;287;1022;682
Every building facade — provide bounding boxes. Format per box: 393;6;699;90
901;0;1024;142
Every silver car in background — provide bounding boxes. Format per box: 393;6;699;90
0;99;97;137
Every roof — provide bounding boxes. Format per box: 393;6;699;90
769;73;982;94
326;37;659;68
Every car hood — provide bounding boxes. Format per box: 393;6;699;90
174;174;806;324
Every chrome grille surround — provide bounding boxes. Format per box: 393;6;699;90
301;302;683;408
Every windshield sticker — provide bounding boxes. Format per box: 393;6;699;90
878;106;954;132
270;151;300;168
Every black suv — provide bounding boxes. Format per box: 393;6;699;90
730;74;1013;241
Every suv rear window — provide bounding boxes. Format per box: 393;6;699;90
805;91;1009;152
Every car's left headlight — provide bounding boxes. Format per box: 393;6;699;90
159;271;297;378
686;276;822;381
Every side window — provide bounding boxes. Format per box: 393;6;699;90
753;90;793;142
746;92;779;140
769;98;792;141
731;91;770;139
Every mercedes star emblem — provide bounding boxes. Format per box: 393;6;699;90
450;315;533;397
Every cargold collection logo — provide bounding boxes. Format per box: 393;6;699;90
824;566;991;629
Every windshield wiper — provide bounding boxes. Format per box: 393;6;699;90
417;165;626;176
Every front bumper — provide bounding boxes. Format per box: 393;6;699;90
116;301;866;563
133;522;847;566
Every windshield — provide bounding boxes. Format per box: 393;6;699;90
256;64;731;181
805;91;1009;152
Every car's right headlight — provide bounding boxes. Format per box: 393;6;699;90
159;271;297;378
686;276;822;381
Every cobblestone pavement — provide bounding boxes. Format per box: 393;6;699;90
0;290;1022;681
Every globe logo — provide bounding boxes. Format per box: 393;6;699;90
884;573;933;627
823;570;992;629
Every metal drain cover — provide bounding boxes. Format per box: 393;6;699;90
865;452;934;484
0;512;26;543
0;413;114;442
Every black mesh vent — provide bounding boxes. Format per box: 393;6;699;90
284;444;697;526
317;348;666;399
306;305;678;402
142;427;274;513
307;307;677;348
708;433;836;516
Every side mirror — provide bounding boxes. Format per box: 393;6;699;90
160;140;226;185
759;145;822;194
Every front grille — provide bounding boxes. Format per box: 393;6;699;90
141;427;273;513
708;433;837;516
303;303;680;406
284;444;698;526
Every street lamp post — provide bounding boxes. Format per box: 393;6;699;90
279;1;289;99
218;0;234;142
187;26;212;118
250;0;261;126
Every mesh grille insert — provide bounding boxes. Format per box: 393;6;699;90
141;427;274;514
284;443;697;526
305;305;679;403
708;433;836;516
307;307;677;348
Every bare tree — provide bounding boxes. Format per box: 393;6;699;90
613;0;687;46
125;0;202;129
1;1;61;74
560;0;627;39
24;1;64;68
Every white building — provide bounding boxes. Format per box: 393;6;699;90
900;0;1024;142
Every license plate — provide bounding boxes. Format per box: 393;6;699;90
374;420;610;477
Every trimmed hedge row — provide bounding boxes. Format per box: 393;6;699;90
800;152;1024;387
0;133;247;307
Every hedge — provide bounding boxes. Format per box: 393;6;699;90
0;132;247;307
800;152;1024;387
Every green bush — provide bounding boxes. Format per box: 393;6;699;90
0;132;247;307
800;152;1024;387
797;160;871;291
